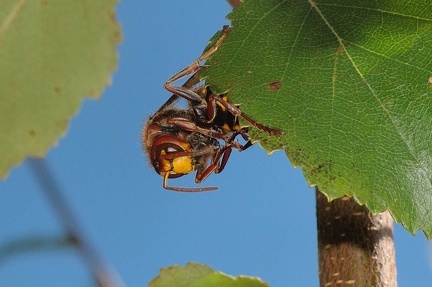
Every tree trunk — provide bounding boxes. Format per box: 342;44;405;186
316;188;397;287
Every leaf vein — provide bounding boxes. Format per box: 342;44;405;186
316;3;432;22
0;0;27;44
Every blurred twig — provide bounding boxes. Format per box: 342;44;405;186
0;235;70;265
28;158;124;287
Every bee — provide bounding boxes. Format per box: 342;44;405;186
142;26;281;192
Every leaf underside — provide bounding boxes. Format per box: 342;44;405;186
203;0;432;237
0;0;121;177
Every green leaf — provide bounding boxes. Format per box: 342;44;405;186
0;0;121;177
203;1;432;237
149;263;269;287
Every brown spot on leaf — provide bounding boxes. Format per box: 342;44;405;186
54;86;61;93
227;0;242;8
268;81;282;91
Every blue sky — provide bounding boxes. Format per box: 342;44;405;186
1;1;432;286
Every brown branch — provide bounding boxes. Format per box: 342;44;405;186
316;188;397;287
28;158;124;287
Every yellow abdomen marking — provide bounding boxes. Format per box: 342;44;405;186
172;156;194;174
